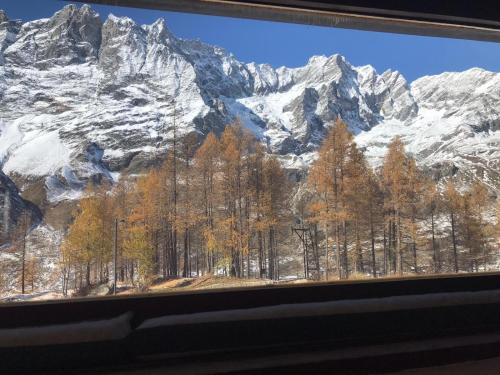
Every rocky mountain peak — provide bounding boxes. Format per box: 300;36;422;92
104;13;136;29
246;62;279;94
146;18;174;42
0;3;497;202
0;10;8;23
0;10;20;65
4;4;102;68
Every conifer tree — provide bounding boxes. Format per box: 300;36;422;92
308;119;354;279
422;179;441;272
250;143;267;278
262;156;288;280
308;147;333;279
404;158;425;273
111;174;136;282
178;132;199;277
461;181;489;271
24;256;39;293
63;183;113;289
382;137;410;276
363;169;384;277
219;122;254;277
344;143;371;275
11;212;31;294
193;132;220;275
443;181;462;273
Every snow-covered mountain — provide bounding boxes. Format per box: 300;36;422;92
0;4;498;204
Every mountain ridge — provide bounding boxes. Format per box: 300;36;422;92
0;4;498;203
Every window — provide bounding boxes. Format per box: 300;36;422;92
0;0;499;303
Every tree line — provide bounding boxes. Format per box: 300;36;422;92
60;122;289;292
56;119;499;294
305;119;498;280
1;211;40;295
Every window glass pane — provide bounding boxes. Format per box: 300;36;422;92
0;1;499;302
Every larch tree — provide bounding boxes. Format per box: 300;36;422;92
461;181;489;272
11;212;31;294
307;141;334;280
382;137;411;276
24;255;39;293
110;174;136;283
344;142;375;276
63;183;113;289
442;180;462;273
162;109;181;278
422;178;441;273
261;156;289;280
178;132;199;277
250;142;268;278
219;121;254;277
404;158;425;274
308;119;354;279
355;165;383;278
122;173;160;289
193;132;221;275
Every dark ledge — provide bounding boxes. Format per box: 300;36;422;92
73;0;500;42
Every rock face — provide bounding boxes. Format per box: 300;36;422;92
0;10;21;65
0;171;41;243
356;68;500;190
0;4;498;203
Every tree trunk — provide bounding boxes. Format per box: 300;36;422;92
196;241;200;277
383;226;387;276
163;225;169;278
275;231;279;281
230;245;238;277
21;231;26;294
370;212;377;278
355;220;363;274
343;221;349;279
172;228;178;277
314;224;320;280
431;210;439;273
396;209;402;276
86;262;91;287
451;212;459;273
388;219;393;273
258;230;264;278
335;223;341;279
302;230;308;279
268;229;274;280
413;242;418;273
412;213;418;274
183;228;189;277
324;223;329;280
172;114;178;278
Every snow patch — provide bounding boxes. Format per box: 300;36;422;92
3;130;71;176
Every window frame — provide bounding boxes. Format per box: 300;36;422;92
1;2;500;372
1;0;499;328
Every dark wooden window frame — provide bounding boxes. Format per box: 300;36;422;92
80;0;500;42
1;272;500;329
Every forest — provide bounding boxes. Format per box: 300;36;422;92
5;119;500;296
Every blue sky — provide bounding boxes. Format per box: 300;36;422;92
2;0;500;82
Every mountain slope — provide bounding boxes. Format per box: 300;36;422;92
0;170;42;243
0;4;498;203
